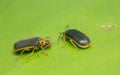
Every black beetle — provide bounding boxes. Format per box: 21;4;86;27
13;37;52;59
58;29;91;48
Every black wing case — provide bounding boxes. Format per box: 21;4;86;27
14;37;40;49
65;29;90;46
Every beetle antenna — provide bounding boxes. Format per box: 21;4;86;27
45;36;50;39
65;24;70;30
58;32;63;46
45;36;52;41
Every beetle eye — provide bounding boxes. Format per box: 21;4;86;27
45;40;49;45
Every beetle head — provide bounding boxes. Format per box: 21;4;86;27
39;38;52;49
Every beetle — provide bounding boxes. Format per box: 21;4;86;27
13;37;52;59
58;29;91;48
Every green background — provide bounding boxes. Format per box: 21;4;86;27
0;0;120;75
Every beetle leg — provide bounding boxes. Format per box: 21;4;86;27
16;49;26;60
62;36;67;48
27;47;36;59
69;39;78;49
58;32;63;46
61;33;68;48
58;32;67;48
37;46;48;56
41;49;48;56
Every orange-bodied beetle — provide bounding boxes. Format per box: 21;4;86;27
58;29;91;48
14;37;52;60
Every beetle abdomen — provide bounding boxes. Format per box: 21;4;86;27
14;37;40;49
